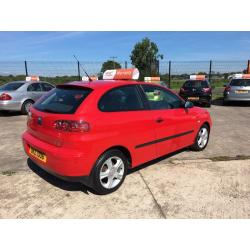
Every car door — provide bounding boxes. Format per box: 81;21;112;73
27;82;43;101
97;84;157;167
140;84;197;158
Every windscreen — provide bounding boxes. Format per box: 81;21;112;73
0;81;25;91
230;79;250;87
33;86;92;114
183;80;209;88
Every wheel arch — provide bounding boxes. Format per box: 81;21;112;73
21;98;35;106
202;121;210;131
101;145;132;167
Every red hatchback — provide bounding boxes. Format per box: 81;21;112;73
22;79;212;194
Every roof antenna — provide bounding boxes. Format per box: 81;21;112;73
73;55;92;82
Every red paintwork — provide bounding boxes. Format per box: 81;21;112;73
22;80;212;177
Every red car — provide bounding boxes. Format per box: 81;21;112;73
22;71;212;194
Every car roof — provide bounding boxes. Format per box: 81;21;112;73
59;80;144;90
6;80;52;84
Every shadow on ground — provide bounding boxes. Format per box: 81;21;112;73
27;148;188;194
128;148;187;174
0;111;24;117
27;158;91;194
212;98;250;107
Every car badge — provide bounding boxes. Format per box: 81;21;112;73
37;117;42;125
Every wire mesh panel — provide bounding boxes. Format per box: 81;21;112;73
0;60;249;87
210;61;247;87
0;61;25;76
27;61;77;77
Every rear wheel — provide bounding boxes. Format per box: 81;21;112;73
205;102;211;107
190;124;210;151
223;98;229;106
91;149;128;195
21;100;34;115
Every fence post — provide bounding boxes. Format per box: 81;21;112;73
77;61;81;80
208;60;212;83
125;61;128;69
168;60;171;88
24;61;28;76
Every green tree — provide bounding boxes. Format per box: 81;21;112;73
101;60;121;73
130;37;163;80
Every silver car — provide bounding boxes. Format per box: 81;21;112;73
0;81;55;114
223;77;250;104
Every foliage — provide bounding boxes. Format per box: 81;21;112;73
101;60;121;73
130;37;163;80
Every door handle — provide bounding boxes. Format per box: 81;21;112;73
156;117;164;123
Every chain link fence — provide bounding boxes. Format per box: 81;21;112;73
0;60;249;91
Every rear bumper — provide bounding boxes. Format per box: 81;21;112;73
224;95;250;101
180;94;211;103
22;131;93;177
28;158;91;185
0;100;22;111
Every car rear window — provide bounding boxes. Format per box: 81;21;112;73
183;80;209;88
0;81;25;91
33;86;92;114
230;79;250;87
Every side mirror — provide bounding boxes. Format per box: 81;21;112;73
184;101;194;109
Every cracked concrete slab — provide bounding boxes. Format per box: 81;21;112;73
0;169;162;219
139;159;250;218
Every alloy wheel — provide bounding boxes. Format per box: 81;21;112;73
99;156;125;189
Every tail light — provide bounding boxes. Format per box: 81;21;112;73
53;120;90;132
0;93;12;100
225;86;231;92
202;87;211;93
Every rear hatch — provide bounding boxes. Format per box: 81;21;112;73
27;85;93;147
182;80;210;95
229;79;250;97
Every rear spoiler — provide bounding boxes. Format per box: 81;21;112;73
56;83;93;90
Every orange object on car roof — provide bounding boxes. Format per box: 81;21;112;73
233;74;250;79
26;76;40;82
190;75;206;80
144;77;161;82
82;76;98;81
103;68;139;80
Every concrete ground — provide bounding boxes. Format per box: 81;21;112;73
0;100;250;218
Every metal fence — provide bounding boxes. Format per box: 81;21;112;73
0;60;249;89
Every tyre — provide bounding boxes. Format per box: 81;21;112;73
91;149;129;195
205;102;211;107
190;124;210;151
21;100;34;115
222;98;229;106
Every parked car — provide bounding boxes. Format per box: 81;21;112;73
22;69;212;195
179;75;212;107
223;74;250;105
0;81;55;114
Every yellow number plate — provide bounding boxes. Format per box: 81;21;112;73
235;90;248;94
29;146;47;163
188;97;199;101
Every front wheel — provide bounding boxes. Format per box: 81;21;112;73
190;124;210;151
91;149;128;195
